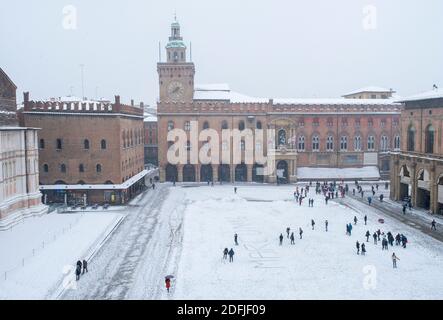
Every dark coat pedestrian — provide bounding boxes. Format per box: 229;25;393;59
82;259;88;274
286;227;290;238
299;228;303;239
234;233;238;245
364;215;367;225
290;232;295;244
325;220;328;232
279;233;284;245
311;219;315;230
431;219;437;230
356;241;360;255
228;248;235;262
223;248;228;260
361;243;366;255
373;232;378;245
75;265;81;281
365;230;370;242
354;216;358;225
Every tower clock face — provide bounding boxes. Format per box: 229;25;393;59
167;81;185;100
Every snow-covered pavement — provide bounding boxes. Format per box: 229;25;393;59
61;184;185;299
171;185;443;299
0;211;123;299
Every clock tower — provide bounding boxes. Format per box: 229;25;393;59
157;17;195;103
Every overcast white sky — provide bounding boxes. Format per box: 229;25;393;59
1;0;442;106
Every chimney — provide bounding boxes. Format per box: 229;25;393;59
24;92;30;103
131;99;134;106
114;95;120;105
140;101;144;109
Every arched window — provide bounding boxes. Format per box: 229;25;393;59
84;139;90;149
380;136;388;151
256;121;262;129
96;164;102;173
407;125;415;151
79;164;85;172
184;121;191;131
43;164;49;173
326;135;334;151
167;121;174;131
298;136;305;151
425;124;435;153
60;164;66;173
340;136;348;151
221;120;228;130
354;136;361;151
238;120;245;131
312;135;319;151
39;139;45;149
278;129;286;146
367;135;375;151
101;139;107;149
203;121;210;129
394;135;400;150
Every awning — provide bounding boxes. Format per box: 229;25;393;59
297;166;380;180
39;170;149;191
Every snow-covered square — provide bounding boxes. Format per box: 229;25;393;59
171;185;443;299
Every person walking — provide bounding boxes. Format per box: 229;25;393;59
75;264;81;281
279;233;284;245
325;220;328;232
365;230;370;242
165;277;171;293
373;232;378;245
402;204;406;215
234;233;239;246
311;219;315;230
364;215;367;225
286;227;291;238
228;248;235;262
234;187;237;194
223;248;229;260
348;223;353;235
361;243;366;255
356;241;360;255
290;232;295;245
354;216;358;225
392;252;400;268
299;227;303;239
82;259;88;274
431;219;437;231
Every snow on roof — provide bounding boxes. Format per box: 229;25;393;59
193;84;268;103
39;169;151;190
343;86;393;96
395;89;443;103
194;83;230;91
273;98;399;105
297;166;380;180
144;115;158;122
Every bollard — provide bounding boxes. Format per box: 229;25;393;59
22;258;24;267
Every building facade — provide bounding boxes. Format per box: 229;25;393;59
390;89;443;215
144;115;158;166
0;68;47;228
0;67;18;126
20;94;146;205
157;20;402;183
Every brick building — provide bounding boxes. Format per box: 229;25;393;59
20;94;146;205
0;67;18;126
390;88;443;214
157;19;402;183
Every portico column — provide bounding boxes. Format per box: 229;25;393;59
177;165;183;182
160;167;165;182
247;164;253;182
212;164;218;182
411;163;417;207
196;164;201;182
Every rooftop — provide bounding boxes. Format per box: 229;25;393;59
342;86;394;96
395;88;442;103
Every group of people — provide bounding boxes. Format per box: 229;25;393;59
222;233;238;262
75;259;88;281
